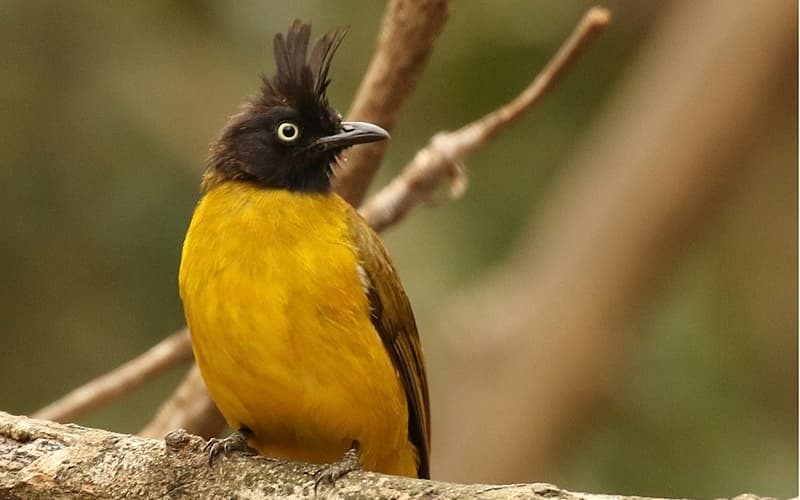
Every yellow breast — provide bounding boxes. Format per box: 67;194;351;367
179;181;415;476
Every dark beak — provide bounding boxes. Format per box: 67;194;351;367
312;121;390;151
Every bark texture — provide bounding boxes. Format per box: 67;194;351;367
0;412;776;500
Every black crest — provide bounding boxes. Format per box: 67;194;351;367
256;20;347;115
204;20;356;193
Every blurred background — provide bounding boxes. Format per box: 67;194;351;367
0;0;795;497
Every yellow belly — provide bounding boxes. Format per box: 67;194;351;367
179;181;416;476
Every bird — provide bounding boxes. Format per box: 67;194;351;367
178;20;430;480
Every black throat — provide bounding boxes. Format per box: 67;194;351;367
203;150;336;194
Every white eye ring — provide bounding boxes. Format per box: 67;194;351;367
276;122;301;142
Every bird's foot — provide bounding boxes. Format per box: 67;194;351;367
313;440;361;494
203;427;256;466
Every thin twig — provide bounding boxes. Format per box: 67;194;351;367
32;329;193;423
333;0;452;206
359;7;611;232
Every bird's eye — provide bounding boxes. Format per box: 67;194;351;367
276;122;301;142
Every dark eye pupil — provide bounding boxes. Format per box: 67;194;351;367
282;125;296;137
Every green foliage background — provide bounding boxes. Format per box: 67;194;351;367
0;1;795;497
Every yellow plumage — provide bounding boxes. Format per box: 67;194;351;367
179;19;429;479
179;181;421;477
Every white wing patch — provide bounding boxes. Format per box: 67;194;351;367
356;263;371;297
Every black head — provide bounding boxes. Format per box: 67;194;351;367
204;20;389;193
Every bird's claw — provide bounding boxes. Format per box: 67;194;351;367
203;430;255;466
313;441;361;494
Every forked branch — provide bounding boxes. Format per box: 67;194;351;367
360;7;610;231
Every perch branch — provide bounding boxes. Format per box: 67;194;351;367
333;0;452;206
32;329;193;423
359;7;611;232
0;412;774;500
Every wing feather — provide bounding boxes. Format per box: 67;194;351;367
348;211;431;479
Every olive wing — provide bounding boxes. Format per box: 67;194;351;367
349;212;431;479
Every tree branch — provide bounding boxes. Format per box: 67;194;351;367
32;329;193;423
333;0;452;206
0;412;772;500
360;7;610;231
